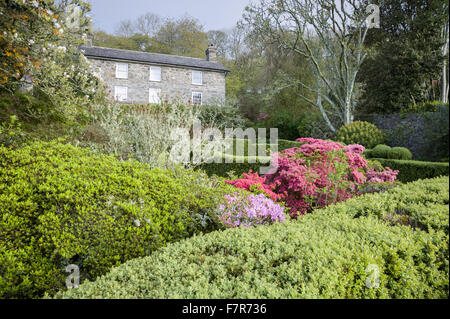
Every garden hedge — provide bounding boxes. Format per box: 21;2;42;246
372;158;449;183
0;140;240;298
197;154;271;178
55;177;449;299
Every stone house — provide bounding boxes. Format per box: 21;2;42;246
80;43;229;105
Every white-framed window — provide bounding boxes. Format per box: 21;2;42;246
115;63;128;79
149;88;161;104
149;66;162;82
192;91;202;105
192;70;203;85
114;86;128;102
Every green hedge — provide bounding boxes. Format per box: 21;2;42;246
198;139;301;177
55;177;449;299
372;158;449;183
196;154;271;178
0;140;240;298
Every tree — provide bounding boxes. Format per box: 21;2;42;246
115;19;135;37
207;30;229;59
358;0;448;113
441;13;449;104
153;16;208;58
0;0;104;123
135;12;161;37
243;0;374;132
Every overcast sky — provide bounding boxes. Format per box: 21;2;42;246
87;0;251;33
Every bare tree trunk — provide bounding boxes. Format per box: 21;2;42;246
442;21;449;103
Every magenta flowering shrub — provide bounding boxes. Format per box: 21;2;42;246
366;167;399;183
226;138;398;218
218;193;285;228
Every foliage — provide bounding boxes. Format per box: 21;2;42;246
0;0;105;124
243;0;373;130
359;0;448;113
0;91;60;123
78;102;223;169
387;147;413;161
0;140;241;298
423;104;449;161
0;115;27;147
371;158;449;183
97;15;208;59
228;138;398;218
372;144;392;159
54;177;449;299
196;155;266;178
335;121;385;149
255;110;303;141
197;104;246;130
297;111;335;140
403;101;449;114
218;193;286;228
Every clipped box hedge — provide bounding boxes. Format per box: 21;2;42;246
55;177;449;299
372;158;449;183
0;140;241;298
197;154;271;177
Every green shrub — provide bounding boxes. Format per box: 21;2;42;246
55;177;449;299
0;91;60;124
387;147;413;160
335;121;385;149
372;144;392;158
196;154;270;178
0;140;240;298
403;101;448;114
0;115;27;147
371;158;449;183
364;149;373;158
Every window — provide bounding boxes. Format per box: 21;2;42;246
149;66;161;82
114;86;128;102
115;63;128;79
149;88;161;104
192;92;202;105
192;70;203;85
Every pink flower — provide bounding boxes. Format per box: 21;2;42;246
227;138;398;219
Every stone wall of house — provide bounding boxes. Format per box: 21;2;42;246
87;58;226;104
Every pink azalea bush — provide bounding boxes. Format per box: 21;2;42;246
226;138;398;218
219;193;286;228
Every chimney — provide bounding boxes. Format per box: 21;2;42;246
206;44;217;62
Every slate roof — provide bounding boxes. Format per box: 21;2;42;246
80;45;230;73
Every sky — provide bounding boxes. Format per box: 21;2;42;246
87;0;251;33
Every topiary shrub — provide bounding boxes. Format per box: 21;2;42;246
335;121;385;149
54;177;449;299
0;140;240;298
372;144;392;158
387;147;413;160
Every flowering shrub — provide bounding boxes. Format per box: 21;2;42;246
219;193;285;228
226;138;398;218
366;167;399;183
225;171;281;200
